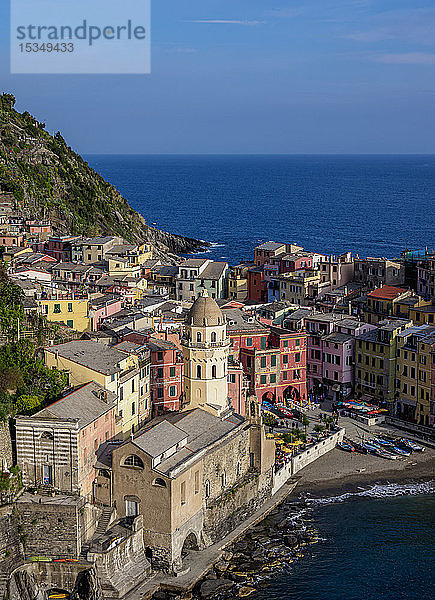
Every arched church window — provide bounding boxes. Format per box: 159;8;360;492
123;455;144;469
212;365;217;379
197;332;202;342
197;365;202;379
153;478;167;487
211;331;217;343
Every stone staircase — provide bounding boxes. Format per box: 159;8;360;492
95;507;115;535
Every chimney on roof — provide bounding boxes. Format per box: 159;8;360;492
98;389;108;403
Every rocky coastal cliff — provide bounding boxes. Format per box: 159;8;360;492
0;93;206;259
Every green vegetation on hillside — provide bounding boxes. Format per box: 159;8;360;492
0;93;204;254
0;268;68;420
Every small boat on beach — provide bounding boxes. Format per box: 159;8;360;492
399;438;425;452
352;442;369;454
337;441;355;452
373;438;411;456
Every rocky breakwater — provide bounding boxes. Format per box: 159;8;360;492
151;498;320;600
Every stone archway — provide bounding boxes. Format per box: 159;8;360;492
283;385;300;404
262;391;276;404
181;532;199;558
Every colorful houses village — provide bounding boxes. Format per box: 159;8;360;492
0;203;434;598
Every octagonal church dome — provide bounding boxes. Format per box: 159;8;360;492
187;289;224;327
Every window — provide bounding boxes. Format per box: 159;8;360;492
170;366;175;377
123;455;144;468
261;337;266;350
132;379;135;393
283;340;288;348
131;402;136;415
197;365;202;379
260;356;267;368
283;371;288;380
295;353;300;362
270;374;276;384
157;352;163;361
205;480;211;498
169;385;176;397
181;481;186;505
67;320;73;328
271;355;277;367
211;331;217;343
157;367;163;379
246;338;253;347
197;332;202;343
53;304;61;314
295;339;300;346
283;354;288;365
260;375;267;385
157;387;164;399
236;461;241;477
220;471;226;488
194;470;200;494
189;284;194;291
212;365;217;379
67;302;73;312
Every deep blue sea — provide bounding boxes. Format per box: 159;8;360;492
85;155;435;264
255;486;434;600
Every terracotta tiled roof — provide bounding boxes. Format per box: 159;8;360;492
367;285;408;300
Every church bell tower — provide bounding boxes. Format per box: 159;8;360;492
181;289;230;416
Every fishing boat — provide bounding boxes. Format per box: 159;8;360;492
337;440;355;452
399;438;425;452
364;442;397;459
373;438;411;456
352;442;369;454
373;447;398;460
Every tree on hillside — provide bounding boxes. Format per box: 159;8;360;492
0;340;68;417
0;275;25;342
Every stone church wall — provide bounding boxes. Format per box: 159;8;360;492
0;506;25;599
0;422;14;468
203;470;273;543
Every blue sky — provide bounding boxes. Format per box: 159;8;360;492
1;0;435;153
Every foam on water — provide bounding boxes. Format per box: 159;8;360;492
306;481;435;506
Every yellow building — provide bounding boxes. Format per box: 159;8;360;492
228;264;248;301
395;325;435;426
355;319;411;405
279;270;321;305
364;285;428;325
107;242;154;277
45;340;150;436
37;297;91;332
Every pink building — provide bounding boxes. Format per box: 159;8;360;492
0;233;26;247
90;294;123;331
305;313;375;400
228;360;248;416
45;236;80;262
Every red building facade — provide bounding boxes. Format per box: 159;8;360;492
240;327;307;406
147;339;183;415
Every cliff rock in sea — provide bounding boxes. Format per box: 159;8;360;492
0;93;206;260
